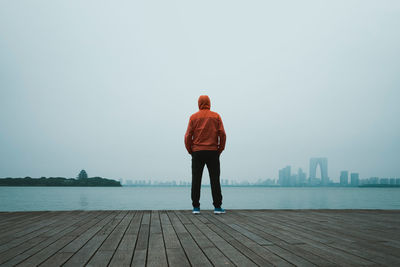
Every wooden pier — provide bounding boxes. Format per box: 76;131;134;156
0;210;400;266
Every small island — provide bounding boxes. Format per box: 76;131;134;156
0;170;121;187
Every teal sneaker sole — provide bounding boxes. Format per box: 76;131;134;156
214;210;226;214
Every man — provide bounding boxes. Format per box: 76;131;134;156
185;95;226;214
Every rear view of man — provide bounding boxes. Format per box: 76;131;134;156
185;95;226;214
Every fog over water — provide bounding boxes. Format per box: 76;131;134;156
1;1;399;182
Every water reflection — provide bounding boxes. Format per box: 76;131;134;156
79;194;89;208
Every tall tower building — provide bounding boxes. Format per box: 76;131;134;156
350;173;359;186
340;171;348;186
298;168;307;185
278;166;291;186
309;158;329;185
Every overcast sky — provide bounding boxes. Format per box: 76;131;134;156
1;1;399;182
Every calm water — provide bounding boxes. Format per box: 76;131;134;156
1;186;400;211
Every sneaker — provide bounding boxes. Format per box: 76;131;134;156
214;207;226;214
192;207;200;214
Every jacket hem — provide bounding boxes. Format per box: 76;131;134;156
192;145;219;152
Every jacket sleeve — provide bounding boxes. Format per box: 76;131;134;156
184;118;194;154
218;115;226;152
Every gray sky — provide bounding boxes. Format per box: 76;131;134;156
1;0;399;182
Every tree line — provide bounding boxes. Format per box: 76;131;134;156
0;176;121;187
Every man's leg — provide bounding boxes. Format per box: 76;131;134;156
206;151;223;208
191;151;205;208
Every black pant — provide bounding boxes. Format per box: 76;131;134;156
191;150;223;208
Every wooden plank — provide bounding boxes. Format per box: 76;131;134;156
0;212;30;225
0;211;71;241
165;248;190;267
264;245;317;267
131;211;151;266
0;211;71;251
3;211;102;266
294;210;399;241
245;211;378;265
184;211;257;266
167;211;212;267
39;211;120;266
183;223;214;249
0;211;90;265
253;211;399;265
224;212;288;244
233;211;306;245
204;213;291;266
130;249;147;267
184;222;232;266
162;219;185;248
326;240;400;265
296;243;374;266
257;210;389;244
0;212;49;232
275;243;337;266
147;211;168;267
159;211;190;267
38;252;74;267
62;211;128;267
0;210;399;267
214;217;292;266
248;211;343;244
206;221;273;266
86;211;135;267
108;211;142;267
0;211;49;228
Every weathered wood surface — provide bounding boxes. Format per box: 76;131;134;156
0;210;399;266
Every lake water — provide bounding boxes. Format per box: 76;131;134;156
1;186;400;211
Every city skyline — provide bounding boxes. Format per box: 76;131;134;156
119;156;400;186
120;175;400;187
4;156;398;187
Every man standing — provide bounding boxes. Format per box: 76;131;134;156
185;95;226;214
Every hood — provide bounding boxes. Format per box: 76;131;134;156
198;95;211;110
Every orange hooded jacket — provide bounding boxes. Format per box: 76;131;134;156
185;95;226;154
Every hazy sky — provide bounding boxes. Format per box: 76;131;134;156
1;1;399;182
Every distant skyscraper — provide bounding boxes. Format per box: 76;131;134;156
289;174;297;186
309;158;328;185
380;178;389;184
369;177;379;184
278;166;291;186
350;173;359;186
297;168;307;185
340;171;348;185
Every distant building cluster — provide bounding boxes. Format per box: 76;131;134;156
278;166;307;186
360;177;400;186
113;157;400;187
121;178;276;187
123;179;191;186
278;158;329;187
338;171;400;186
339;171;360;186
277;158;400;187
